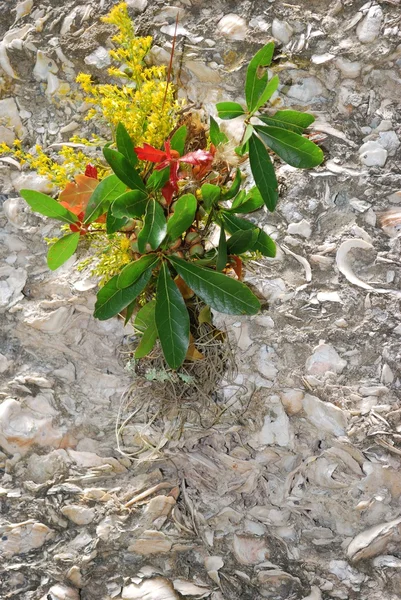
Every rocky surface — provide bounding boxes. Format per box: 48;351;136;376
1;0;401;599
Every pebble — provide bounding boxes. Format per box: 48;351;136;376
287;219;312;239
84;46;111;69
126;0;148;12
61;504;96;525
0;520;54;557
306;342;347;376
335;57;361;79
378;131;400;156
0;97;26;141
287;76;326;103
217;14;247;41
127;530;172;555
381;364;394;385
303;394;347;436
272;19;294;44
356;6;383;43
359;140;387;167
280;389;304;415
40;585;79;600
33;50;58;81
252;397;292;448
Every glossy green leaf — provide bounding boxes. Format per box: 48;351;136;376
248;133;278;212
223;169;242;200
170;125;187;156
111;190;148;218
94;270;151;320
230;187;264;214
254;74;279;112
216;101;245;120
20;189;78;224
216;226;227;272
146;166;170;192
155;262;189;369
222;212;276;258
124;300;136;326
231;190;247;210
106;208;128;234
84;174;126;224
210;116;228;146
168;256;260;315
245;42;275;113
258;110;315;134
227;229;257;255
235;124;253;156
201;183;220;210
135;299;158;359
47;232;80;270
103;147;146;192
117;254;159;289
137;199;167;253
254;125;324;168
166;193;197;241
116;122;138;167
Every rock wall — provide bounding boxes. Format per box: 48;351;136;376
1;1;401;599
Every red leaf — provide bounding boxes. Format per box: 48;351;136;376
84;164;98;179
134;143;167;163
59;174;99;216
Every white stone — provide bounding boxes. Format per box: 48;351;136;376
24;307;74;335
33;50;58;81
316;291;342;303
40;585;79;600
0;397;63;455
217;14;247;41
14;0;33;22
280;389;304;415
127;530;172;555
272;19;294;44
311;53;335;65
84;46;111;69
287;219;311;239
185;60;221;83
26;450;69;483
0;267;26;308
378;131;400;156
287;76;325;103
303;394;347;436
12;172;54;194
0;97;25;140
381;364;394;385
250;396;292;448
126;0;148;12
0;520;54;557
0;353;10;373
61;504;96;525
306;343;347;376
359;141;387;167
255;346;278;380
122;578;177;600
356;6;383;43
335;58;361;79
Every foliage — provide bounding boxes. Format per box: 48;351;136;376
9;5;324;370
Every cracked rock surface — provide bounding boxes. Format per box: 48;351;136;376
1;1;401;599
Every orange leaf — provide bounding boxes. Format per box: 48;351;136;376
185;334;204;361
174;275;194;299
59;174;99;216
231;256;242;280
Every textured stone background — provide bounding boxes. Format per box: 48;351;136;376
1;1;401;599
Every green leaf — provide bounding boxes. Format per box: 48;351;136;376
170;125;187;156
106;208;128;234
235;124;253;156
258;110;315;134
248;133;278;212
201;183;220;210
20;189;78;224
168;256;260;315
166;193;197;240
47;232;80;270
210;116;228;146
124;300;136;325
117;254;159;289
103;147;146;192
155;262;189;369
216;101;245;120
216;226;227;272
223;169;242;200
227;229;257;255
116;122;138;167
94;270;151;320
84;174;126;224
137;199;167;253
222;212;276;258
254;125;324;169
254;74;279;112
245;42;275;113
135;300;158;359
230;187;264;214
111;190;148;218
146;167;170;192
